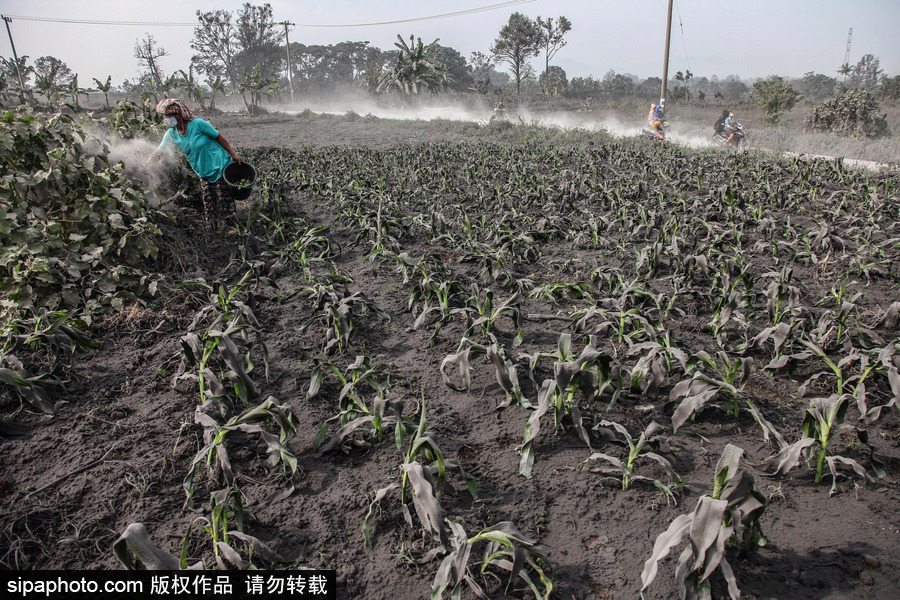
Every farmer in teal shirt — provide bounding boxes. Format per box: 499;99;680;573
149;99;242;231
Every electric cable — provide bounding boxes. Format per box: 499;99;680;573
294;0;535;28
0;15;196;26
674;0;693;77
1;1;535;29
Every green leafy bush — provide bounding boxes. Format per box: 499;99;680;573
0;108;163;317
751;76;802;123
805;89;890;138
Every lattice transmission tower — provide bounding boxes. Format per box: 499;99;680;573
841;27;853;80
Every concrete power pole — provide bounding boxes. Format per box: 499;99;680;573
659;0;674;112
2;15;27;95
279;21;295;104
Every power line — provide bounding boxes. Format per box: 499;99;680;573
674;0;692;77
293;0;536;28
1;1;535;29
0;15;196;26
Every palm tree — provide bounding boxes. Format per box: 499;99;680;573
837;63;852;82
376;35;447;101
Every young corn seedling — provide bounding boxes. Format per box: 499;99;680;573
705;288;745;347
518;332;577;388
853;342;900;422
796;339;858;397
314;387;408;455
306;356;405;455
0;357;65;414
114;522;200;570
307;355;399;436
440;337;524;407
176;269;266;331
0;307;99;369
174;272;271;401
379;250;417;285
459;286;525;348
177;320;262;406
183;396;301;509
280;224;335;282
0;308;99;413
300;287;390;355
703;257;754;346
548;341;616;429
670;351;752;432
518;339;616;480
573;301;660;346
461;242;511;282
408;273;466;345
761;266;803;325
183;485;284;570
526;282;595;307
640;444;766;600
709;444;767;552
204;485;244;568
807;291;863;351
523;332;622;411
432;520;553;600
364;399;476;550
741;320;797;367
634;241;668;277
761;394;884;494
626;338;690;401
579;420;681;498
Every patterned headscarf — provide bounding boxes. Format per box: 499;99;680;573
155;98;195;121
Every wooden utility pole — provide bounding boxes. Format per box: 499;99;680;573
2;15;26;94
279;21;295;103
659;0;674;112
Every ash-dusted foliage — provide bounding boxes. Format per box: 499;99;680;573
0;108;164;316
805;89;890;139
640;444;766;600
3;112;900;599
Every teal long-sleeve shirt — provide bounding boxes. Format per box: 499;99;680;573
158;118;231;182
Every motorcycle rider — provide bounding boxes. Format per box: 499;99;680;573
714;109;729;137
723;111;743;145
648;102;664;132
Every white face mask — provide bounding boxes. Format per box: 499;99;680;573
164;116;178;128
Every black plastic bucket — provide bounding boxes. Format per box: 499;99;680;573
222;162;257;201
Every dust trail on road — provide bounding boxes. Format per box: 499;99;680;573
280;97;722;149
261;96;896;170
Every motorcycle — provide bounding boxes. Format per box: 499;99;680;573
641;120;669;142
711;125;746;150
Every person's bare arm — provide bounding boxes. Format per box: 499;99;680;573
216;134;242;164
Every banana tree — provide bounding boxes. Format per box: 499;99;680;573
205;74;227;112
176;67;206;112
92;75;113;109
376;35;448;102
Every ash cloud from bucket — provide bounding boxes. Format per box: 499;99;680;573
106;138;182;208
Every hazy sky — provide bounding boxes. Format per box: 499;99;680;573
1;0;898;86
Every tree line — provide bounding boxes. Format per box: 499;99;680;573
1;4;898;112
